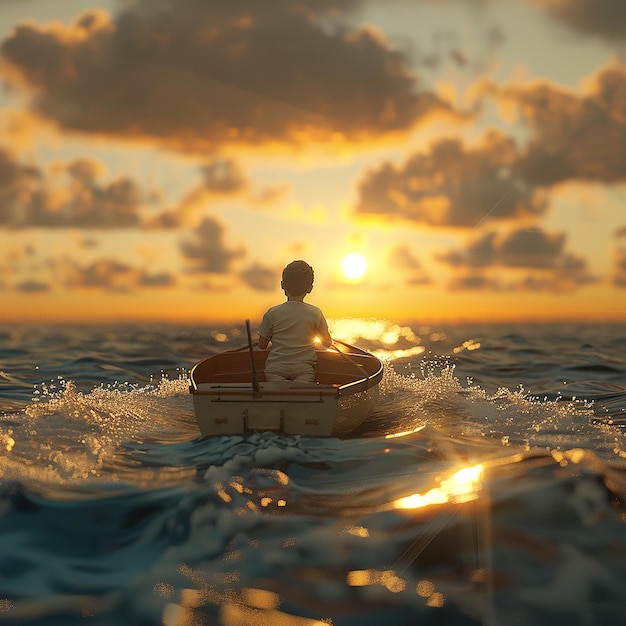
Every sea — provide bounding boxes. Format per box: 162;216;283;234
0;319;625;626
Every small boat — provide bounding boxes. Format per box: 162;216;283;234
189;339;384;437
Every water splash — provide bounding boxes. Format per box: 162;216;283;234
0;374;194;492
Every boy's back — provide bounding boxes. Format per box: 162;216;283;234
258;260;332;383
260;300;330;369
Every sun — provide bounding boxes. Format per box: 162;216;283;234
341;253;368;281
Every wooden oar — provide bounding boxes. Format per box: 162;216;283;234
245;319;261;397
330;341;368;382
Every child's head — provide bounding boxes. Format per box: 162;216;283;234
281;260;314;296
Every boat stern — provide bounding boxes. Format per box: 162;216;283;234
192;383;339;437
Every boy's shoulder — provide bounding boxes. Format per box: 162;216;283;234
266;300;323;315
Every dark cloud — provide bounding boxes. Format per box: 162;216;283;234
531;0;626;41
144;157;290;229
54;256;178;290
14;279;50;293
448;272;500;291
387;244;431;284
0;150;144;228
355;133;546;227
419;23;505;77
59;258;135;290
180;217;245;273
240;262;278;291
143;209;184;230
356;63;626;231
142;159;248;230
504;64;626;186
496;228;566;268
0;148;41;225
613;229;626;287
440;228;565;269
1;1;453;152
0;149;262;233
199;158;288;204
439;227;597;291
614;225;626;239
614;257;626;287
200;159;247;195
136;271;177;288
439;231;498;267
512;258;598;291
57;158;143;227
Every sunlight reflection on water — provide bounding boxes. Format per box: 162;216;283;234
329;318;419;345
394;464;484;510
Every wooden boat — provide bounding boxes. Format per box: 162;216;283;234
189;340;384;437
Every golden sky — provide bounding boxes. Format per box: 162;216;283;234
1;0;626;324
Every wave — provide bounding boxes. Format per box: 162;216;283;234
0;359;622;497
1;323;625;624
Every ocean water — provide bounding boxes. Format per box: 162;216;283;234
0;320;625;625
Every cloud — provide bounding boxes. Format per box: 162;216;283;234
250;183;290;206
438;231;498;267
57;257;135;290
0;147;41;224
418;22;505;78
14;279;50;293
200;159;247;195
355;132;546;227
355;63;626;233
530;0;626;41
53;256;177;291
439;227;597;291
513;258;598;291
136;271;177;288
145;157;290;229
502;64;626;186
180;217;245;273
55;158;143;227
614;254;626;288
143;159;248;230
448;272;501;291
613;227;626;287
440;228;567;269
0;1;454;152
143;208;184;230
0;150;145;228
240;262;279;291
387;244;431;285
198;158;289;204
498;229;568;268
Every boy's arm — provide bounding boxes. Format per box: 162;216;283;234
258;310;271;349
319;335;333;348
317;317;333;348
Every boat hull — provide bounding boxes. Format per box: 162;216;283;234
192;383;339;437
189;342;383;437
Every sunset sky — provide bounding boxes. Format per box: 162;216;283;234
1;0;625;324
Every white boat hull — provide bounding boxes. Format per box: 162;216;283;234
189;342;383;438
192;383;338;437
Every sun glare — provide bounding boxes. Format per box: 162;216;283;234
341;253;368;281
394;464;484;510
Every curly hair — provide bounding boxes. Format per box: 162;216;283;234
281;260;314;296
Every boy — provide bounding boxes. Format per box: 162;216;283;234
258;260;332;383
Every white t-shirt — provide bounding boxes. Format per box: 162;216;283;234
259;301;331;369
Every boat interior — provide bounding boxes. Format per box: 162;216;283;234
190;345;381;390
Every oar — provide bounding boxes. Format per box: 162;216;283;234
245;319;261;397
330;341;368;387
